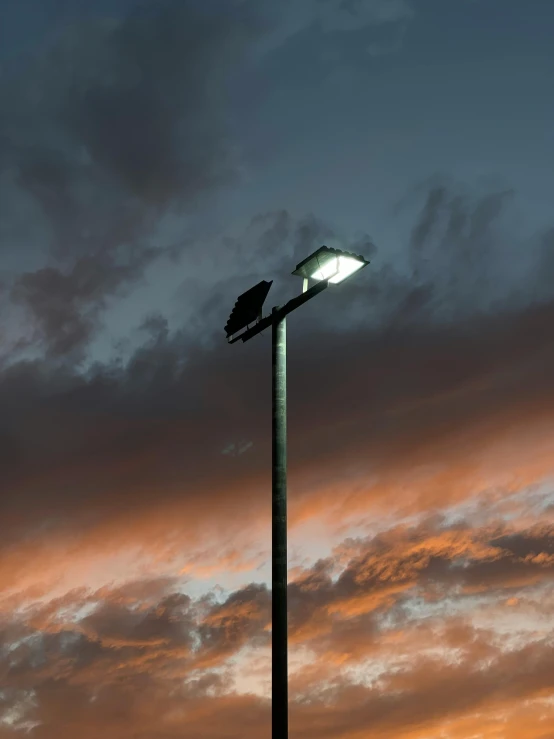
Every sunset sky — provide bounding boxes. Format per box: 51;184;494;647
1;1;554;737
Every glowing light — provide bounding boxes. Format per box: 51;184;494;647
310;255;366;284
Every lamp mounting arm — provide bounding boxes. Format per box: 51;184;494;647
230;279;330;344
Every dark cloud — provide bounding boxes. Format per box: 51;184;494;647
285;518;554;655
10;244;160;360
56;2;259;208
2;578;268;692
288;559;336;637
0;1;266;359
344;520;554;598
491;526;554;561
0;0;416;362
198;583;270;665
1;1;261;214
0;184;553;564
80;592;194;649
0;0;413;256
407;185;516;311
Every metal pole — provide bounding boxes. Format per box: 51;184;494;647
272;307;288;739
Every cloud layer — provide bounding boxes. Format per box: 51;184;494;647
1;1;553;736
1;515;553;737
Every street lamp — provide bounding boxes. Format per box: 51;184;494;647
224;246;370;739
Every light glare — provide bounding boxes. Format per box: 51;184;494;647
310;255;365;284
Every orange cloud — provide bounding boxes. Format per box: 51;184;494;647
1;513;553;738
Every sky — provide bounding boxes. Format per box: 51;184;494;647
0;0;554;736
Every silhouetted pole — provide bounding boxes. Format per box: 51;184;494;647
225;249;370;739
272;306;288;739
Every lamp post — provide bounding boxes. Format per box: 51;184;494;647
225;246;370;739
